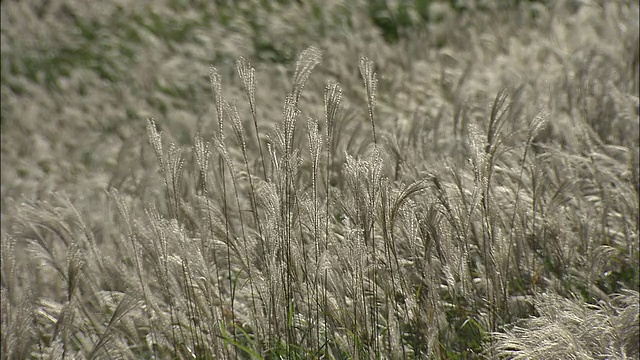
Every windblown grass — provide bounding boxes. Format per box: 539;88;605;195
2;0;638;359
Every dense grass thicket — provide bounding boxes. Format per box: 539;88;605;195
2;0;639;358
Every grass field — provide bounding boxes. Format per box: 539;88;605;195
1;0;639;358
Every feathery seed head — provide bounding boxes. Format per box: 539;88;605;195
236;57;257;119
209;66;224;134
324;81;342;141
358;56;378;144
147;118;164;172
282;94;300;154
292;46;323;105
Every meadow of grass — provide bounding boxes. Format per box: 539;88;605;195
1;0;639;359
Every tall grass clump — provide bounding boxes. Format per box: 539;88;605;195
2;0;638;359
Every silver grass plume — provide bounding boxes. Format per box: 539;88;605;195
146;118;185;220
236;57;257;124
209;66;225;138
291;46;323;106
193;133;211;196
359;56;378;145
324;81;342;142
147;118;164;174
282;94;300;157
236;56;267;177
